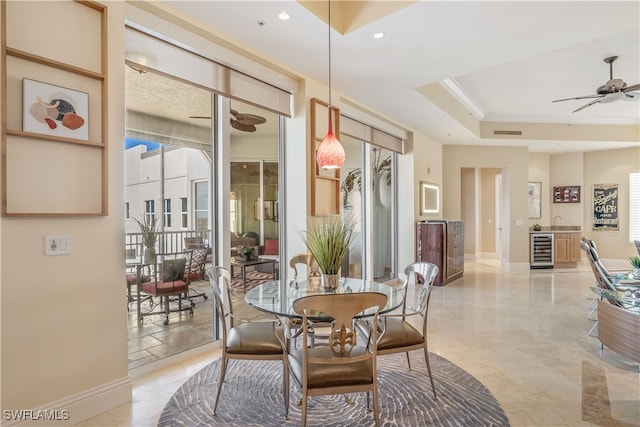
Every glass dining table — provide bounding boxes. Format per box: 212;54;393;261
245;277;404;320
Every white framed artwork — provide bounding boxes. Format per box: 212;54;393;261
23;78;89;141
528;182;541;219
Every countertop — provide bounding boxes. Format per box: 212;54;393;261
530;226;582;233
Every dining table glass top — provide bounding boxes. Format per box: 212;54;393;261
245;277;404;319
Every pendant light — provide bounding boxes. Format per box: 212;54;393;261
316;0;345;170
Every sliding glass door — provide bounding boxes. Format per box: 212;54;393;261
124;64;283;369
340;136;396;281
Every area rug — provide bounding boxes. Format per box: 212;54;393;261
230;270;274;291
158;352;510;426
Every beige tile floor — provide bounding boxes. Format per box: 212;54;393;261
81;260;639;426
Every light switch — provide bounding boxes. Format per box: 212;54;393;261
45;235;71;255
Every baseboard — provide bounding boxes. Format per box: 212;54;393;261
3;377;131;427
504;262;530;272
478;252;498;259
129;341;221;379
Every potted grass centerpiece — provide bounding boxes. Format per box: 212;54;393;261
132;215;159;263
630;256;640;279
300;215;355;291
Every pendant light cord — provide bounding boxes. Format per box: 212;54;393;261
328;0;332;107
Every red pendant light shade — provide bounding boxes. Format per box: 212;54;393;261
316;108;345;169
316;0;345;170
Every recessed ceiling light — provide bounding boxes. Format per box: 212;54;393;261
278;11;290;20
373;32;385;39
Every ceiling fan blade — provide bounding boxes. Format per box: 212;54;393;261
622;83;640;92
572;98;602;113
234;113;266;125
552;94;601;103
231;120;257;132
188;115;211;119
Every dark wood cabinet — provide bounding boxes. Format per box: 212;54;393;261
416;220;464;286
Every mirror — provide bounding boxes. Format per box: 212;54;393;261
420;181;439;214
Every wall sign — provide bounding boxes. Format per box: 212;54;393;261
553;185;580;203
593;183;618;231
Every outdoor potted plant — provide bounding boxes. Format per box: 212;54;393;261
340;147;391;208
629;256;640;279
239;246;253;262
132;215;159;264
300;215;355;291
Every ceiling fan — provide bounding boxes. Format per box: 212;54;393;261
552;56;640;113
188;109;266;132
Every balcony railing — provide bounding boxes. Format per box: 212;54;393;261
125;229;212;257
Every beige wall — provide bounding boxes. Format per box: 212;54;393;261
1;0;130;420
583;146;640;259
528;153;550;226
443;145;531;265
461;168;476;256
413;134;443;221
550;152;584;227
480;168;501;254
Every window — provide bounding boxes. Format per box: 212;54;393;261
181;197;188;228
144;200;155;222
164;198;172;228
125;202;129;219
194;181;208;231
230;191;238;233
630;172;640;241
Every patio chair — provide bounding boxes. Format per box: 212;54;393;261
289;292;387;427
183;237;209;302
205;265;289;419
138;251;193;325
125;241;150;309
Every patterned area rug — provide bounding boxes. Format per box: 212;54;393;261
230;270;274;291
158;352;510;426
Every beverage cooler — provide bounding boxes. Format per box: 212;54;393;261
530;233;554;269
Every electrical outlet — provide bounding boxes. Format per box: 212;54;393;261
45;235;71;255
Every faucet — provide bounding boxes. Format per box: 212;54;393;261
553;215;562;227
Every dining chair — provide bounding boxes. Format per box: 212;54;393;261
287;253;326;347
138;251;194;325
365;262;439;400
289;252;319;284
289;292;388;427
205;265;290;419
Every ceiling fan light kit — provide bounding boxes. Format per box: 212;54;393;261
316;0;345;170
552;55;640;113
